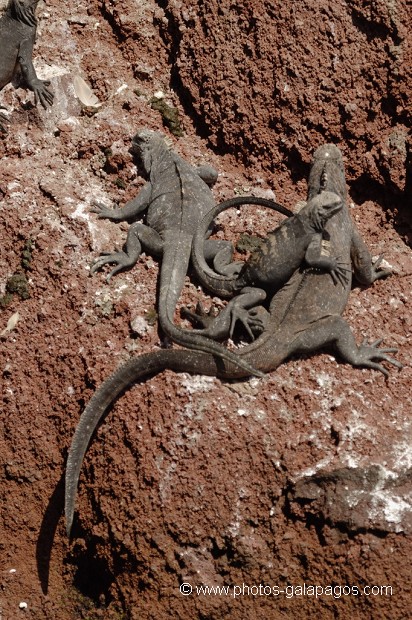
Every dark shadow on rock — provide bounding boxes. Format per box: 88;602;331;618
36;472;65;594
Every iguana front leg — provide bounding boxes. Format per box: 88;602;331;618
92;183;152;222
18;37;53;108
91;222;163;281
305;235;351;286
91;184;155;280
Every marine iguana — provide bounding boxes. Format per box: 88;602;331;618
90;129;291;376
0;0;53;132
65;143;402;535
181;189;350;340
192;190;348;298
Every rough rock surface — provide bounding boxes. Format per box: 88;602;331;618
0;1;411;618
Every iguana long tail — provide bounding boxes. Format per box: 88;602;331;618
65;349;244;536
65;325;292;536
192;196;293;298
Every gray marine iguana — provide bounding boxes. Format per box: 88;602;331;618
0;0;53;132
181;189;350;340
90;128;291;376
192;190;348;298
65;143;402;535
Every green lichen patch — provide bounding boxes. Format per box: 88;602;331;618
150;97;183;137
21;238;34;271
1;272;30;307
0;292;13;309
5;272;30;300
0;239;34;306
236;233;263;254
114;177;127;189
145;307;158;326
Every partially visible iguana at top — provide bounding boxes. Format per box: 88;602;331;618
90;129;291;376
65;143;402;535
0;0;53;133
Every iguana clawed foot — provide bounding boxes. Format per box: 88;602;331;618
90;251;134;281
91;201;120;221
228;306;266;339
329;261;351;287
90;202;135;280
370;254;392;282
182;302;266;341
32;78;54;109
355;338;403;377
181;303;218;330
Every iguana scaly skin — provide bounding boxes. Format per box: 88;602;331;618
90;129;289;376
192;191;348;299
65;143;402;535
0;0;53;132
182;190;350;340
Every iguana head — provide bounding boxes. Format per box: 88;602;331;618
9;0;40;27
304;190;343;232
307;144;347;203
130;129;171;178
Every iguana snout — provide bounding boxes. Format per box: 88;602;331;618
129;129;168;177
307;144;347;201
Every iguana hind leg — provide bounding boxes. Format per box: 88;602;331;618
182;287;268;341
203;238;244;277
291;315;402;377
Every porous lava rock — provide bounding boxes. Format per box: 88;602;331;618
0;1;411;618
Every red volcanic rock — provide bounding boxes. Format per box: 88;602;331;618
0;1;410;618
